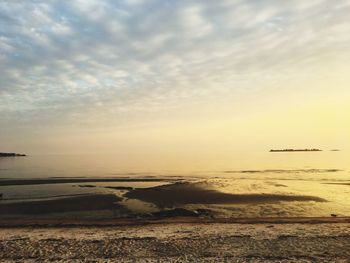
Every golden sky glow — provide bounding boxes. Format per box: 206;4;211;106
1;0;349;163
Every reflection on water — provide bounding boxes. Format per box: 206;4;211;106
0;152;349;218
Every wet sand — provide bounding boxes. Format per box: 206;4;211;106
223;169;341;173
1;222;350;262
0;216;350;227
323;183;350;186
0;194;124;215
0;177;171;186
0;181;329;219
125;182;327;208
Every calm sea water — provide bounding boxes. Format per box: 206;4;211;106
0;151;349;218
0;151;348;177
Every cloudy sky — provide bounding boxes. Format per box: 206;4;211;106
1;0;350;159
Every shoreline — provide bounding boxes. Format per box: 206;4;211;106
1;216;349;227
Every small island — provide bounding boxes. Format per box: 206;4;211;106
0;152;27;157
270;149;322;152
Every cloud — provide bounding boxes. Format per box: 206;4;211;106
0;0;350;131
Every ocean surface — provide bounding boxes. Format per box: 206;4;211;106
0;151;349;219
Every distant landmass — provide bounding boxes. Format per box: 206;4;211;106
270;149;322;152
0;152;26;157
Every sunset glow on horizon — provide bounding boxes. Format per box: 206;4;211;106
1;0;349;162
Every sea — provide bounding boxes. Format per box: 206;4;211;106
0;151;349;218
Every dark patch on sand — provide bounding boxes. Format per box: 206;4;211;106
0;178;171;186
125;182;327;208
50;176;87;179
224;169;341;174
149;208;199;218
274;184;288;187
139;208;215;219
78;184;96;188
1;193;98;202
105;186;134;190
0;152;26;157
267;182;288;187
0;194;123;215
323;183;350;186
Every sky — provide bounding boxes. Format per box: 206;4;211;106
1;0;350;159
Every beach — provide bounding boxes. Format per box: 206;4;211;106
1;220;350;262
1;155;350;261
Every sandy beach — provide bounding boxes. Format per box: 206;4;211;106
1;220;350;262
